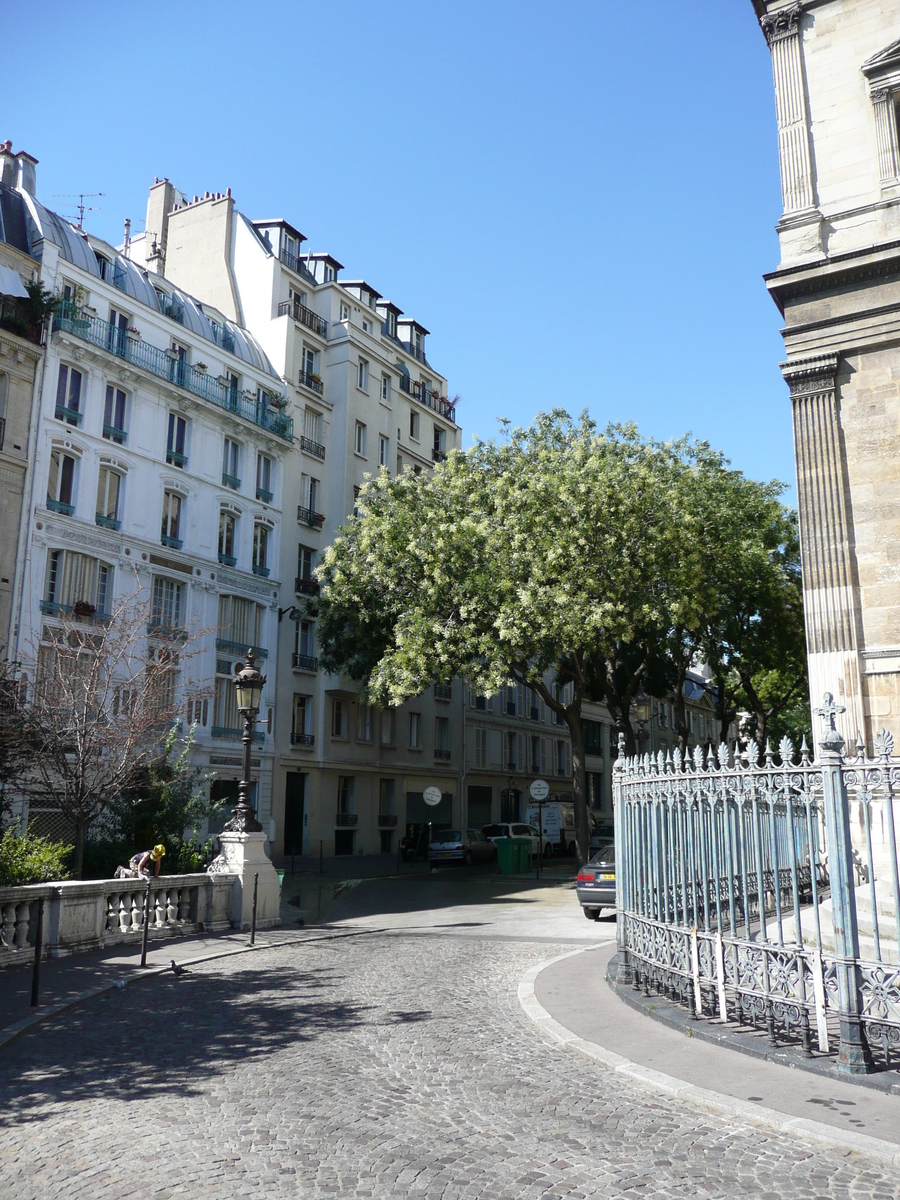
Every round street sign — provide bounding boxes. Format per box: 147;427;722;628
529;779;549;801
423;786;442;807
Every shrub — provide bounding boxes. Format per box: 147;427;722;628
174;836;218;874
0;829;73;886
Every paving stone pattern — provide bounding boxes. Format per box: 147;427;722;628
0;933;898;1199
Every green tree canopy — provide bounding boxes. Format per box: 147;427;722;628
316;411;804;860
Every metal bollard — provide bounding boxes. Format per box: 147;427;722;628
319;839;323;874
250;872;259;945
140;876;152;967
30;896;45;1007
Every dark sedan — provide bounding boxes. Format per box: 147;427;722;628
576;845;615;920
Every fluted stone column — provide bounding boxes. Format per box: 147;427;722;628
782;353;865;745
761;4;814;212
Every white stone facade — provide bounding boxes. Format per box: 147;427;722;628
754;1;900;747
3;159;290;835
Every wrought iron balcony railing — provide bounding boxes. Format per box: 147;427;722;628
291;732;315;747
53;306;294;441
256;487;273;504
161;533;183;550
277;247;317;286
277;299;328;339
46;498;75;516
218;552;237;567
299;434;325;460
252;564;270;578
402;341;428;365
211;725;265;744
434;684;452;701
435;748;452;760
166;448;188;469
215;637;268;659
222;473;241;491
335;812;358;827
397;375;456;423
55;405;82;427
432;448;447;463
297;506;325;528
377;814;398;827
292;652;319;672
103;423;127;445
40;600;110;624
295;577;319;596
297;369;324;395
147;620;188;641
95;513;121;531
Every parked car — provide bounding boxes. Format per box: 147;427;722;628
482;822;550;859
589;818;614;854
575;845;616;919
427;829;498;866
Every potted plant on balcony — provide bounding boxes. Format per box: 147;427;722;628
195;362;208;373
72;600;97;618
269;394;287;410
309;373;322;386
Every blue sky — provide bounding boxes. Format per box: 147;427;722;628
3;1;790;493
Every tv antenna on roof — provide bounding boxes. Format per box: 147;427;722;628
53;192;105;228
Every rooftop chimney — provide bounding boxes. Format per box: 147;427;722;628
14;150;38;195
0;141;16;186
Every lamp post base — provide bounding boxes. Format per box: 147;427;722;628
215;832;281;931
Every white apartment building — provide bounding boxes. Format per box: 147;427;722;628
126;180;568;857
4;155;291;835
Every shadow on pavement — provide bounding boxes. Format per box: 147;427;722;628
0;960;376;1127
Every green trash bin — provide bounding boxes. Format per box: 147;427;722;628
276;869;286;895
495;837;514;874
510;836;531;873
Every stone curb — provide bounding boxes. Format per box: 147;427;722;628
0;926;384;1053
517;946;900;1169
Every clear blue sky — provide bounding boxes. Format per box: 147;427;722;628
4;1;789;493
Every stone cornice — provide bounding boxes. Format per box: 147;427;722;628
0;327;42;363
764;239;900;312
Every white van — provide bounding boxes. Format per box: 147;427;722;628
525;801;577;856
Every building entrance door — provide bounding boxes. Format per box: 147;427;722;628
284;772;305;856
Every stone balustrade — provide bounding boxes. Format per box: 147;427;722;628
0;872;237;969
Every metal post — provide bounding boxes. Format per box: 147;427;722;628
140;875;152;968
613;731;633;986
319;839;323;874
250;872;259;945
30;896;45;1007
815;693;873;1074
397;836;401;875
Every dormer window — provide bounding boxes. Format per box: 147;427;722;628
325;264;335;282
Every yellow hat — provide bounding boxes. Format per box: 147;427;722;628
151;844;166;861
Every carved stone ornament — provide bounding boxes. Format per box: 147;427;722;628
780;352;839;399
760;3;803;45
206;853;231;875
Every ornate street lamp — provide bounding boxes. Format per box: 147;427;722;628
223;649;266;833
632;687;652;748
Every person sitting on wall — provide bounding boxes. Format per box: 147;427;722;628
114;844;165;879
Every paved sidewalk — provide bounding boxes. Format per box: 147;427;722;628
533;941;900;1148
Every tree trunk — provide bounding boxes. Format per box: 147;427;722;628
73;817;86;879
566;711;590;865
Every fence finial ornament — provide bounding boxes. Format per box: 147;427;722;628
814;691;845;751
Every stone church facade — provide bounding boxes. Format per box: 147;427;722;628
754;0;900;748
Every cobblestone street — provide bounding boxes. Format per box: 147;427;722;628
1;890;899;1199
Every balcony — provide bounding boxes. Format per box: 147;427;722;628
222;473;241;491
103;424;127;445
435;748;452;761
377;814;398;827
398;375;456;424
40;600;110;624
55;405;82;427
277;298;328;339
297;369;324;396
46;499;75;517
335;812;358;827
218;552;237;567
166;449;188;469
432;449;447;463
216;638;268;659
434;684;452;702
295;577;319;597
0;294;43;346
211;726;265;744
292;652;319;672
161;534;183;551
252;564;270;578
53;306;294;442
291;732;315;747
402;341;428;365
95;513;121;532
297;505;325;529
299;434;326;460
277;247;317;286
256;486;273;504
